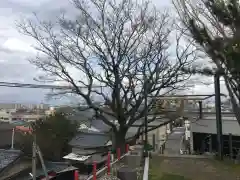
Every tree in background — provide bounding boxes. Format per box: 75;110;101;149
17;113;78;161
18;0;195;150
173;0;240;124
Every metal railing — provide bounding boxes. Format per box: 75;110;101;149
86;152;129;180
143;157;149;180
197;133;240;160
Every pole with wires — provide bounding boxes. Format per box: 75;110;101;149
144;76;149;157
214;73;223;160
0;81;105;90
32;134;37;180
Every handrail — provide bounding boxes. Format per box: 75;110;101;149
86;152;129;180
143;157;149;180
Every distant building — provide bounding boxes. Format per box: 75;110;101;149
0;103;49;110
0;109;16;122
0;106;57;123
11;111;45;122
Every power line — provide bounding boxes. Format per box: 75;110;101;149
0;81;105;90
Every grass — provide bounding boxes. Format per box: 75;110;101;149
149;157;191;180
160;173;191;180
149;155;240;180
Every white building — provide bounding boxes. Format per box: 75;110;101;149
0;109;16;122
0;103;49;110
0;108;52;123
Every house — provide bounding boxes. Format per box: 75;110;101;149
0;109;17;122
11;110;45;122
14;161;78;180
0;149;27;179
56;106;114;133
189;111;240;157
64;129;111;166
127;116;172;150
0;122;15;149
55;106;93;127
60;105;172;158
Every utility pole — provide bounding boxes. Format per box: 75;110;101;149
32;133;49;180
37;145;49;180
144;76;148;156
32;134;37;180
214;73;223;160
198;101;203;119
11;128;15;149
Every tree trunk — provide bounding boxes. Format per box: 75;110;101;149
112;128;127;156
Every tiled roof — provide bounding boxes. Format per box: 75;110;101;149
0;123;14;148
56;107;94;126
0;149;22;172
126;117;171;139
0;123;14;130
16;161;75;180
91;119;111;132
69;131;110;148
57;106;115;132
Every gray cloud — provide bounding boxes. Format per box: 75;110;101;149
0;0;223;105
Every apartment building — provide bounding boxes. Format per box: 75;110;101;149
11;111;45;122
0;108;53;123
0;103;49;110
0;109;16;122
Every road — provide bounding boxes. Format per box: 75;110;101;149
164;127;185;155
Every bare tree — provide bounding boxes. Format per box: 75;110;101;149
18;0;194;150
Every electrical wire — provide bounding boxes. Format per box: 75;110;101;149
0;81;105;90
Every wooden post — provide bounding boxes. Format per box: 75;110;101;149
152;134;156;152
126;144;129;153
107;152;111;175
11;128;15;149
117;148;121;160
74;170;79;180
141;127;144;143
198;101;203;119
214;73;223;160
32;133;37;180
209;134;212;153
229;133;233;160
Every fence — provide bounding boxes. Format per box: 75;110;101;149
201;133;240;160
86;145;130;180
223;133;240;160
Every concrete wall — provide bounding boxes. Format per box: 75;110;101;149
146;124;169;152
191;114;240;136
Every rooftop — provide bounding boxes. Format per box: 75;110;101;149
0;149;22;172
69;131;110;148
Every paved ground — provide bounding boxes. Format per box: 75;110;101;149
150;156;240;180
164;127;185;155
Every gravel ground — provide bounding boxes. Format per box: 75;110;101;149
99;174;120;180
99;162;144;180
151;156;240;180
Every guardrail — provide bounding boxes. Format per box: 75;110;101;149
86;151;129;180
143;157;149;180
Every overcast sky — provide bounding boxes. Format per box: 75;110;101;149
0;0;228;105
